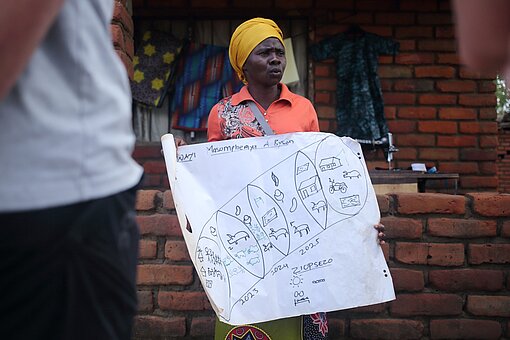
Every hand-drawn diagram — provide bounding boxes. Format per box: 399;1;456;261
161;132;395;326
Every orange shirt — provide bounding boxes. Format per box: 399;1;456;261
207;83;319;141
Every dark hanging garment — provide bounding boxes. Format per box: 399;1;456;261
310;30;399;141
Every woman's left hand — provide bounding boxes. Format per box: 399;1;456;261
374;223;386;245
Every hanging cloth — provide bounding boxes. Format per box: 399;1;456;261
170;42;244;131
310;30;399;141
130;30;183;107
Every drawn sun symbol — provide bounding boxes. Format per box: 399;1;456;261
289;275;303;288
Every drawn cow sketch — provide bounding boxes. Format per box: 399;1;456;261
343;169;361;179
226;231;250;245
311;200;327;213
293;223;310;237
269;227;289;240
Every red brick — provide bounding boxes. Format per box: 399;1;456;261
459;94;497;106
395;27;434;38
436;80;476;92
133;145;162;159
143;160;166;174
478;80;496;93
460;147;498;161
429;269;504;291
351;319;424;339
394;242;464;266
163;190;175;209
158;291;210;310
467;295;510;317
418;40;456;52
315;78;336;91
469;244;510;264
376;194;390;214
468;193;510;216
137;290;153;312
398;107;436;119
428;218;497;238
347;302;386;314
380;216;422;239
437;135;477;147
387;121;417;134
137;264;193;285
459;66;497;79
110;24;125;50
398;39;417;51
415;66;455;78
116;50;133;79
133;315;186;338
390;268;424;292
479;108;497;119
395;53;434;64
396;134;434;146
479;161;497;175
418;94;457;105
437;53;459;64
314;91;331;104
374;13;416;25
394;147;417;159
190;317;215;337
390;293;462;316
327;318;345;338
383;93;416;105
314;64;331;77
395;193;465;214
400;0;437;11
138;239;157;259
438;162;478;174
418;121;457;134
317;105;336;119
460;176;498;189
435;26;454;38
430;319;502;339
137;214;182;236
480;135;499;148
378;66;412;78
112;1;134;36
502;221;510;238
136;190;159;211
384;106;396;119
438;108;477;120
419;148;459;161
417;13;452;25
394;79;434;92
165;240;191;261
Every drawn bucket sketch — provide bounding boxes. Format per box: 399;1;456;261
162;132;395;325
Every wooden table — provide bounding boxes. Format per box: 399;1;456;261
369;170;459;194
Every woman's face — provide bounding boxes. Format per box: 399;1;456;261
243;37;286;87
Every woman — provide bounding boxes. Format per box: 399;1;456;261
206;18;386;340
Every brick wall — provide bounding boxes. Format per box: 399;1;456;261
128;0;506;193
499;128;510;193
133;190;510;339
111;0;135;79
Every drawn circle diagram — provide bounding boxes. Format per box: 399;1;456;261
315;136;368;216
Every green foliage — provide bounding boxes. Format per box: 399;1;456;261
495;75;510;122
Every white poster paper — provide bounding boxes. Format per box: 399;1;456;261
161;132;395;325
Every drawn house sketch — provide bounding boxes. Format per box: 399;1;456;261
298;176;321;199
319;157;342;171
161;132;395;326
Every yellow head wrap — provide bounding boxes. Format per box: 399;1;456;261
229;18;284;84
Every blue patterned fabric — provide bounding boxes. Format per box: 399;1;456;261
310;31;399;141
